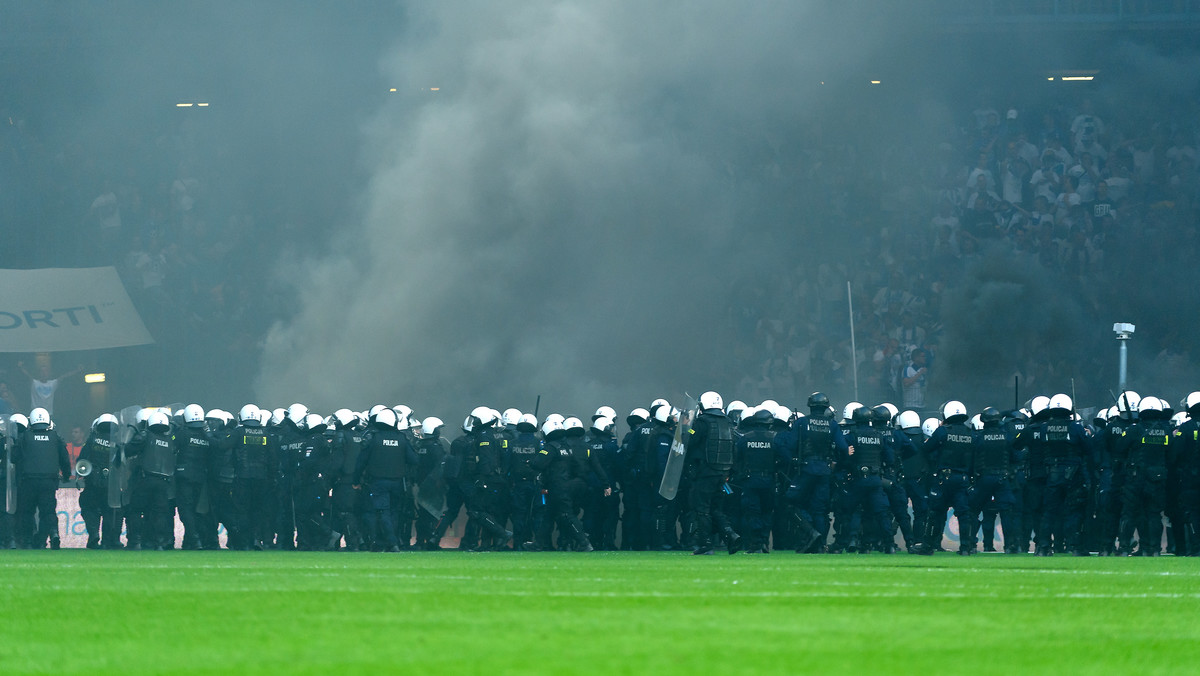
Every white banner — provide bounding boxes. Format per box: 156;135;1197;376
0;267;153;352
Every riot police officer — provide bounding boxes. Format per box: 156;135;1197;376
354;409;418;552
686;392;742;555
1118;397;1172;556
782;392;848;553
1017;394;1092;556
971;407;1019;553
126;410;177;550
921;401;976;555
77;413;122;549
14;408;70;548
734;406;786;553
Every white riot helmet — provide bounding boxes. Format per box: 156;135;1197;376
1137;396;1163;416
135;408;151;426
563;417;584;433
541;418;565;439
470;406;498;428
422;417;444;436
9;413;28;432
147;411;171;432
183;404;205;425
654;405;677;424
968;413;983;431
699;391;723;412
1185;392;1200;415
270;408;286;426
941;401;968;423
1116;391;1141;415
627;408;650;427
304;413;327;434
593;406;616;422
921;417;940;438
760;399;779;413
333;408;356;429
1048;394;1073;414
1170;411;1189;428
239;404;262;425
375;408;398;429
773;405;792;425
502;408;523;427
545;413;565;426
287;403;308;425
258;409;272;425
1106;405;1119;421
896;410;921;432
842;402;863;422
591;416;614;434
92;413;119;431
395;413;411;431
393;404;413;422
368;404;388;423
29;407;51;427
517;413;538;432
725;400;747;419
1030;396;1051;417
650;398;669;411
740;406;759;423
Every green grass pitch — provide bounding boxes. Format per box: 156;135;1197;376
2;551;1198;674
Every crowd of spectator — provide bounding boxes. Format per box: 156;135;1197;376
734;91;1199;412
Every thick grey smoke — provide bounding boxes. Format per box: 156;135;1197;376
257;2;912;417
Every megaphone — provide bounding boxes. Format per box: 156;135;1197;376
75;458;93;478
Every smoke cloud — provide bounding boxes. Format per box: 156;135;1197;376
257;2;914;417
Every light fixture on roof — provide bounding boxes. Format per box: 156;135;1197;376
869;80;881;85
84;373;105;384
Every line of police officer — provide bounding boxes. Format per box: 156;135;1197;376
0;388;1195;555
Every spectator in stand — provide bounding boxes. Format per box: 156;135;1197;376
901;348;930;411
18;360;82;416
66;425;85;474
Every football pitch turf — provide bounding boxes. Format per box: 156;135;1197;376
2;551;1198;675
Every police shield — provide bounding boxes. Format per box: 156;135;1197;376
109;405;140;509
4;417;16;516
658;395;698;500
417;455;448;517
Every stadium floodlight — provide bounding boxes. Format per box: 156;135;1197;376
1114;323;1135;392
84;373;105;384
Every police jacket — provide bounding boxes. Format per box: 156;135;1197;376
734;422;784;476
414;434;449;483
354;424;418;483
131;428;177;478
534;437;598;487
583;430;618;489
974;423;1014;476
794;413;849;474
1120;419;1171;473
296;430;335;482
507;431;542;482
686;410;736;477
330;427;364;481
16;425;70;479
924;423;975;474
229;423;272;480
845;425;894;477
276;420;306;479
77;431;117;487
175;424;216;482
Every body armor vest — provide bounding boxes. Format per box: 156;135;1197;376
141;432;176;477
937;425;975;472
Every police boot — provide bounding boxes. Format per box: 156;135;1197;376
723;528;743;555
795;520;822;554
478;513;513;550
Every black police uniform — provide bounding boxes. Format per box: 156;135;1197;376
971;421;1019;553
733;412;785;552
230;421;274;550
14;424;70;548
354;422;418;551
922;421;976;554
1118;417;1171;556
127;426;177;550
685;410;741;555
174;423;216;549
77;427;121;548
